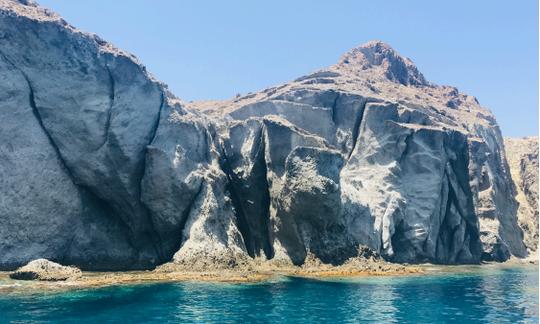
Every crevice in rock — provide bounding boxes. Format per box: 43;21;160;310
398;132;414;165
437;170;477;264
439;137;481;264
218;127;273;259
428;174;449;260
0;52;75;183
439;175;458;263
220;145;254;257
203;127;212;163
389;219;407;260
148;91;165;146
95;64;115;150
253;130;274;259
347;98;369;160
330;91;339;125
138;90;167;263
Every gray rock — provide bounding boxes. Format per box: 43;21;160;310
274;146;346;265
0;0;167;269
0;0;530;270
142;104;250;269
10;259;82;281
342;102;482;263
192;40;526;264
222;118;273;258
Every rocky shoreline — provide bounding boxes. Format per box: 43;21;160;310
1;259;537;294
1;256;422;288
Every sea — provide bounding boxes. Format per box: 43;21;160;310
0;265;537;323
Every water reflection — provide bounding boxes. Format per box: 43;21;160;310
478;267;539;322
341;279;399;322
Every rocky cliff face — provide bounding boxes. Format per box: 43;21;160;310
0;0;529;270
505;137;539;254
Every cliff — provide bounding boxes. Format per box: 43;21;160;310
0;0;530;270
505;137;539;254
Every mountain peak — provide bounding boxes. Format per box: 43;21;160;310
335;40;428;87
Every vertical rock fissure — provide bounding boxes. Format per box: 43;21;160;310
432;176;448;261
203;127;212;163
147;91;165;146
347;98;369;160
330;91;339;125
253;129;274;259
439;174;457;263
95;64;115;150
0;49;74;181
218;127;273;259
26;75;69;175
138;90;167;263
219;146;255;258
398;132;414;165
439;169;476;264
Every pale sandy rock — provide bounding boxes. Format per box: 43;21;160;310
10;259;82;281
171;172;249;269
274;146;346;265
505;137;539;253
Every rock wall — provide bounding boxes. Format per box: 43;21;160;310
0;0;216;269
0;0;530;270
505;137;539;254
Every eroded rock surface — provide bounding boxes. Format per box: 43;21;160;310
505;137;539;253
0;0;209;269
191;41;526;264
10;259;82;281
0;0;530;270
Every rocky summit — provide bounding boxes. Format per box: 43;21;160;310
0;0;536;270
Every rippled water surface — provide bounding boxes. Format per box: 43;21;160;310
0;265;537;323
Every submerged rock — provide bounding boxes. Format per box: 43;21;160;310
0;0;532;270
10;259;82;281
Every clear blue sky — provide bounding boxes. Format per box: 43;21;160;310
38;0;538;137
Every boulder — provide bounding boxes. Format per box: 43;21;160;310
10;259;82;281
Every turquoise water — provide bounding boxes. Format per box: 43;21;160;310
0;265;537;323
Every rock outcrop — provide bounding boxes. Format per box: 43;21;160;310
191;41;526;264
10;259;82;281
0;0;530;270
505;137;539;253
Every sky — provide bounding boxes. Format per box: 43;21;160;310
38;0;538;137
